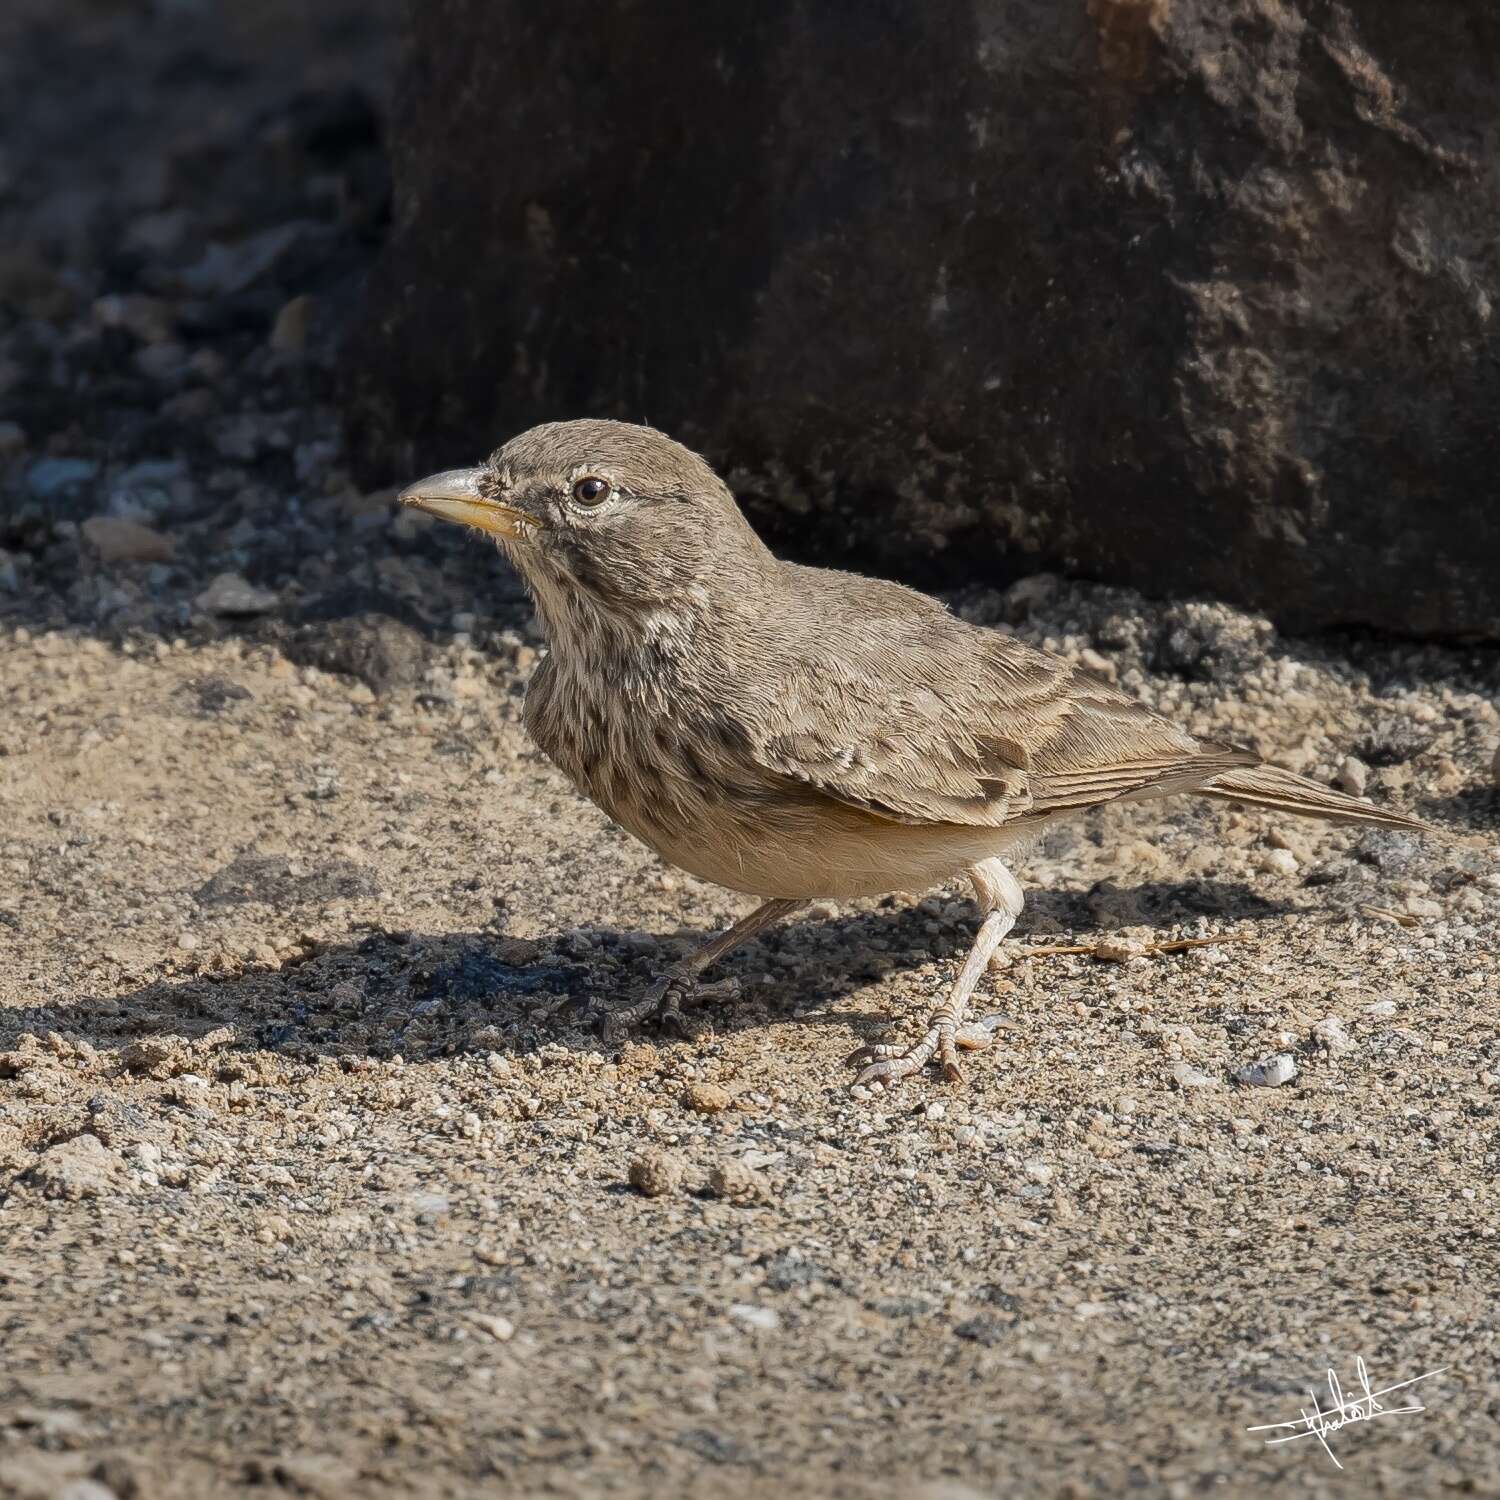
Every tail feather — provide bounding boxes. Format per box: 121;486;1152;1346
1197;763;1433;835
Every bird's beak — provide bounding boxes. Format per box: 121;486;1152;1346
397;468;533;540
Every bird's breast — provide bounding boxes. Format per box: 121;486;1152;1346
523;648;743;845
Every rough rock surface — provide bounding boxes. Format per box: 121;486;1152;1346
345;0;1500;638
25;1135;122;1201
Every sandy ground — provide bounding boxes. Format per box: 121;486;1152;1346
3;2;1500;1497
2;568;1497;1499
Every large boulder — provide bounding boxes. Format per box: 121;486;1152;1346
344;0;1500;638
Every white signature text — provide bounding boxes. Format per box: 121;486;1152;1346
1246;1356;1446;1469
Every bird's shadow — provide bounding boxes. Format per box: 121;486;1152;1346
1417;785;1499;831
7;879;1295;1065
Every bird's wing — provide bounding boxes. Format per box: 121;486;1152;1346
736;582;1253;829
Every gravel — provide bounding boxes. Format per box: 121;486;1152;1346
25;1135;122;1200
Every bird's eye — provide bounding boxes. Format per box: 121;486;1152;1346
572;476;610;507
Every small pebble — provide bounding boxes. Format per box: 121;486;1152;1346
1311;1017;1355;1056
134;341;188;380
27;1135;121;1200
28;456;98;498
707;1158;769;1205
1255;848;1299;878
94;290;174;342
682;1081;732;1114
119;1037;181;1074
467;1312;515;1342
628;1149;686;1198
1336;755;1369;797
728;1303;780;1332
269;293;312;352
1403;894;1443;920
1233;1053;1298;1088
1095;936;1147;962
1170;1061;1221;1089
57;1481;119;1500
194;572;278;617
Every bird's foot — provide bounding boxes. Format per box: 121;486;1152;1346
846;1012;1013;1089
552;972;740;1043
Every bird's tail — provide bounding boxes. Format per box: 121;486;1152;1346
1196;762;1433;835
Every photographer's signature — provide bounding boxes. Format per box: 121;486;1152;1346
1246;1356;1446;1469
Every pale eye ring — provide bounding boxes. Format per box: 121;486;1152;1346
572;476;610;507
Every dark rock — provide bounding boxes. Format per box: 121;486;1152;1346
345;1;1500;638
0;251;77;321
84;1096;167;1148
107;458;189;522
284;612;428;693
27;457;99;502
977;1285;1023;1313
953;1315;1010;1347
4;459;102;549
178;221;332;298
273;586;431;693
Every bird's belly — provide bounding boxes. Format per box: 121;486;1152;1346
528;675;1027;899
628;798;1030;901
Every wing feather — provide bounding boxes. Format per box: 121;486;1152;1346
732;567;1254;828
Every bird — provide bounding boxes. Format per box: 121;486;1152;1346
398;419;1434;1089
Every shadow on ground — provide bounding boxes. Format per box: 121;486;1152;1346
6;880;1295;1063
1418;785;1500;831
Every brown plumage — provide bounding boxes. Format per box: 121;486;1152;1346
399;420;1433;1088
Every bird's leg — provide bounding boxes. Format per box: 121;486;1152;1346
848;858;1024;1088
582;898;804;1043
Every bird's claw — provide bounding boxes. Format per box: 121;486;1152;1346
847;1013;1014;1091
556;973;739;1044
599;974;685;1044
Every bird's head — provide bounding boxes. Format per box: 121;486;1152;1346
398;419;772;639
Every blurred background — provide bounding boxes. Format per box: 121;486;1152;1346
4;0;1500;648
0;0;436;675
